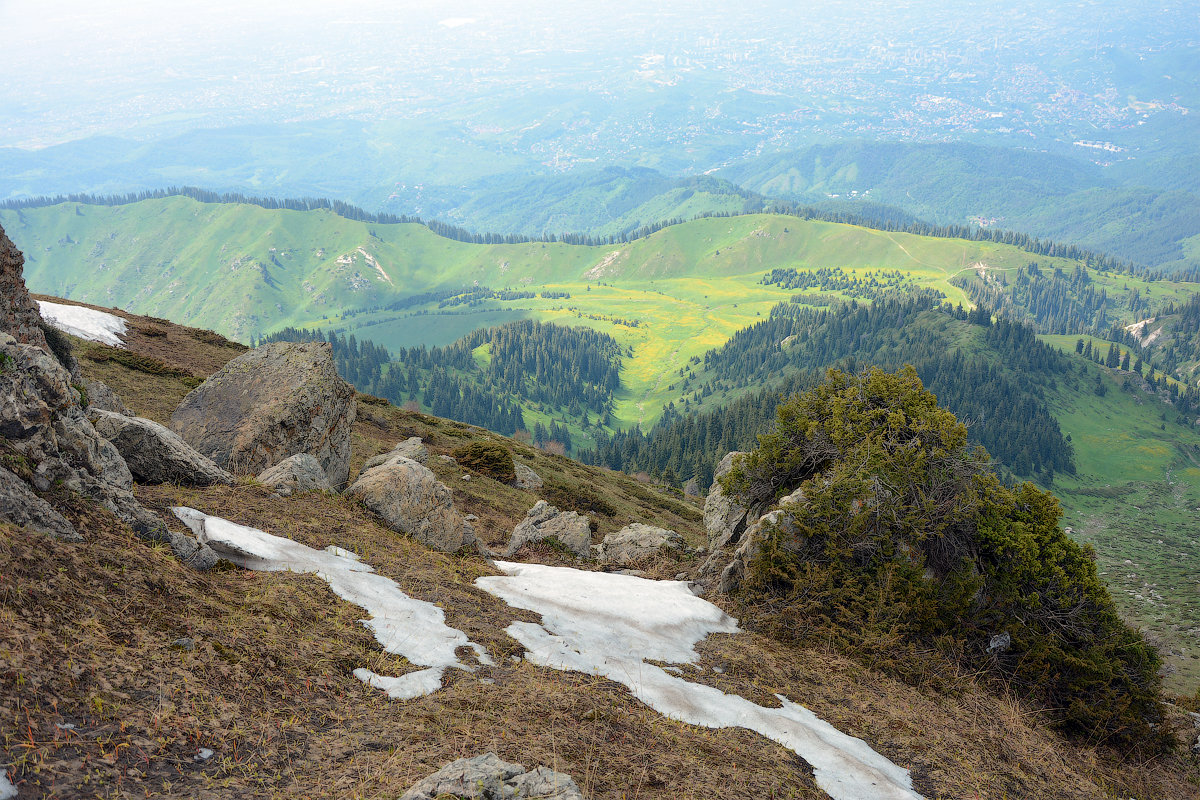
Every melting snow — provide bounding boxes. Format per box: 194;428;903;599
476;562;923;800
36;300;127;347
0;768;14;800
172;508;490;699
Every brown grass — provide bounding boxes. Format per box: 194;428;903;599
6;297;1196;798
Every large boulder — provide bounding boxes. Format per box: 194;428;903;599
362;436;428;471
400;753;586;800
703;451;750;550
505;500;591;558
346;457;476;553
0;331;215;569
597;523;684;565
256;453;333;496
170;341;356;488
89;409;234;486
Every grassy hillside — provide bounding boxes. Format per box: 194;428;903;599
3;196;1105;432
722;141;1200;272
6;297;1197;798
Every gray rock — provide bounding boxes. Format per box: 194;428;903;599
362;436;428;471
400;753;586;800
598;523;684;565
716;509;796;595
514;461;543;490
346;457;476;553
778;486;807;509
0;331;215;569
0;466;80;540
703;451;749;550
84;378;132;416
505;500;591;558
170;341;356;488
89;409;234;486
683;477;700;497
0;223;52;354
257;453;333;496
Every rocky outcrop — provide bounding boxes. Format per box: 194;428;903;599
256;453;333;496
346;457;476;553
683;477;700;497
0;331;216;569
84;378;132;416
362;437;428;471
0;223;51;354
170;341;356;488
514;462;543;490
399;753;586;800
703;451;749;550
89;409;234;486
597;523;684;565
505;500;591;558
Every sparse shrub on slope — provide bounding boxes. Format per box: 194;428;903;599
452;440;517;484
724;366;1165;750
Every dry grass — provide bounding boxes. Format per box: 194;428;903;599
5;297;1197;798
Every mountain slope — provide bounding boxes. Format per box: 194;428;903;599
4;296;1198;798
723;141;1200;272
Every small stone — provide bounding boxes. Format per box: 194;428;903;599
172;637;195;651
194;747;214;762
987;632;1012;655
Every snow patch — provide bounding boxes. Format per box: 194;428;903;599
36;300;127;347
477;562;922;800
0;769;15;800
439;17;476;28
172;508;490;699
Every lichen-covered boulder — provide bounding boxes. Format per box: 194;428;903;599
257;453;333;496
703;451;749;550
505;500;591;558
346;457;476;553
89;409;234;486
400;752;586;800
362;436;428;471
597;523;684;565
170;341;356;488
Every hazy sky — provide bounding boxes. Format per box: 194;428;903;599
1;0;1195;147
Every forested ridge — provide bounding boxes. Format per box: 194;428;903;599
955;262;1200;413
262;320;622;447
582;294;1075;486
